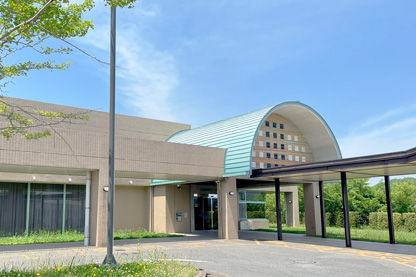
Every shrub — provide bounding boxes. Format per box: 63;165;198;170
325;212;331;226
369;212;404;230
402;213;416;232
334;212;360;228
299;212;304;225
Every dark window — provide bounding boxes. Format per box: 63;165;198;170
246;191;266;201
280;123;284;129
272;122;277;128
281;144;285;150
280;134;284;140
274;164;279;167
265;121;270;127
266;142;270;148
65;185;86;232
0;183;86;236
273;143;277;149
274;154;278;159
266;153;271;158
267;163;271;168
281;154;286;160
266;131;270;137
0;183;27;235
273;133;277;139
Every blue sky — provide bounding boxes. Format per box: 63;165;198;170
5;0;416;160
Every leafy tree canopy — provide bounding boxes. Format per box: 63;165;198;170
0;0;136;139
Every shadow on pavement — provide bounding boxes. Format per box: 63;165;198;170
239;230;416;256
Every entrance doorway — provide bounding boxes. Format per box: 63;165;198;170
194;193;218;230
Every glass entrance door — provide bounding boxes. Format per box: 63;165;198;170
194;193;218;230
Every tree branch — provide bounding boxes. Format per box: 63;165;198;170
0;0;55;42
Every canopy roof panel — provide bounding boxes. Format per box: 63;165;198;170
251;147;416;183
167;101;341;178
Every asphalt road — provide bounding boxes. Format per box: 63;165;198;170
0;231;415;276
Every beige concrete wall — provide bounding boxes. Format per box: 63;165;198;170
303;182;322;236
172;185;191;233
0;97;226;246
115;186;149;231
152;186;167;233
152;184;191;234
217;177;239;239
1;97;190;142
283;186;300;227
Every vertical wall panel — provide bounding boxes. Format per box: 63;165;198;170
30;184;63;232
65;184;85;232
0;183;26;236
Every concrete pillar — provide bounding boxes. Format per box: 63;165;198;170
152;184;191;234
303;183;322;236
217;177;238;239
284;190;300;227
153;185;168;233
89;168;108;246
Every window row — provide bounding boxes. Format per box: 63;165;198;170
264;121;284;129
252;162;280;169
252;154;307;163
256;141;306;152
0;183;85;236
258;131;299;142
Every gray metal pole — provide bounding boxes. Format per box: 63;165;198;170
384;176;395;244
318;181;326;238
274;178;282;241
103;4;117;267
341;172;351;248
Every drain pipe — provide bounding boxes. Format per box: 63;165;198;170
84;171;91;246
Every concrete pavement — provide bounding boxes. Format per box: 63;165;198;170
0;231;415;276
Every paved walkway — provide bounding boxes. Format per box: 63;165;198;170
0;231;415;276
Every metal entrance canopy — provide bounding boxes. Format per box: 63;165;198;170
251;147;416;183
250;146;416;248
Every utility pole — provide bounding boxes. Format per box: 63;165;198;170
103;3;117;267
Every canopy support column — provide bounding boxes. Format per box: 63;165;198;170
384;176;395;244
341;172;351;247
318;181;326;238
274;178;282;241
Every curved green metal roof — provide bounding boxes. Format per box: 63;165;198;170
166;101;341;178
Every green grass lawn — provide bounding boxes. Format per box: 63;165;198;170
0;257;197;277
256;224;416;245
0;229;183;246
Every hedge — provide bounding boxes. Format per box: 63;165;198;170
369;212;416;231
402;213;416;232
333;212;361;228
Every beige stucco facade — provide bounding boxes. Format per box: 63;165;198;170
0;97;341;245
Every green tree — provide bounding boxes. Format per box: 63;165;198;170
0;0;136;139
374;178;416;213
265;192;285;224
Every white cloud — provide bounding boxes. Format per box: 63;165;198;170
80;3;179;121
339;106;416;158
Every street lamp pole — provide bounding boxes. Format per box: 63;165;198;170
103;3;117;267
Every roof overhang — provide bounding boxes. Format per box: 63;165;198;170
251;147;416;183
